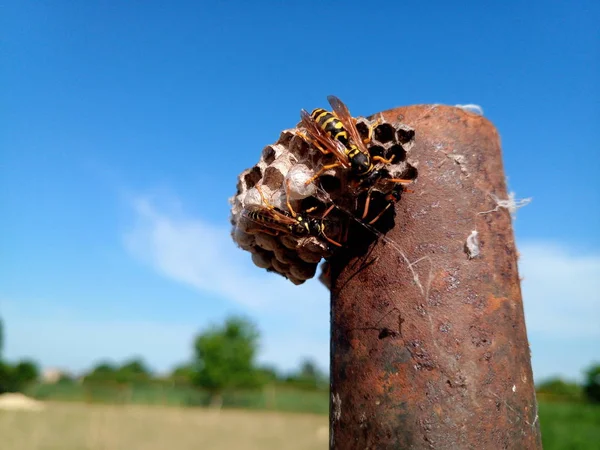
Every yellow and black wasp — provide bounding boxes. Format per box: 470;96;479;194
299;95;412;221
242;185;342;247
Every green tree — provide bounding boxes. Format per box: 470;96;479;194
91;362;117;375
0;317;4;361
83;361;118;383
536;377;582;401
258;365;279;383
286;358;327;390
192;316;263;406
12;360;39;385
0;359;40;393
583;363;600;403
116;358;151;383
170;363;194;385
57;373;75;385
120;358;150;375
300;359;318;378
0;361;12;394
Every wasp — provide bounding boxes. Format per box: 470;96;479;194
299;95;412;218
242;185;343;247
360;183;413;225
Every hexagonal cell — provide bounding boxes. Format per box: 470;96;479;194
355;121;370;141
288;134;311;158
369;145;386;159
276;130;295;147
262;146;277;165
262;165;285;192
400;164;418;180
387;144;407;163
243;166;262;190
373;123;396;144
396;125;415;144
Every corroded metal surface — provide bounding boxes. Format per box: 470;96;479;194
329;105;542;449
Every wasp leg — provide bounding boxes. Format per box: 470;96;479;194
304;162;343;186
342;220;350;242
284;179;297;218
322;231;343;247
296;131;333;156
368;179;414;225
321;204;335;219
319;204;343;247
362;187;375;220
295;130;309;140
372;154;395;165
387;178;413;184
314;142;333;156
363;175;413;220
368;202;393;225
255;185;275;210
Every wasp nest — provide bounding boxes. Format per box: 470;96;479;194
229;115;417;285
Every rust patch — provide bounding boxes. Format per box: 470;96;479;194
487;294;509;313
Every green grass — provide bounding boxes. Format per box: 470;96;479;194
21;384;600;449
539;401;600;450
27;382;330;414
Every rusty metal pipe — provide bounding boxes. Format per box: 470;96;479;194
329;105;542;449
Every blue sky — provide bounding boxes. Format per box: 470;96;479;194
1;1;598;381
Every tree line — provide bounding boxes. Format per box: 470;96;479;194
1;315;598;405
0;316;328;402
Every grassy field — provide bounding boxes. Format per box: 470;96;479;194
27;383;330;415
1;399;598;449
539;401;600;450
0;401;328;450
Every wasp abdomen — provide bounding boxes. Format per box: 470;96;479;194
311;108;350;147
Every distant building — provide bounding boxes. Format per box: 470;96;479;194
41;368;71;384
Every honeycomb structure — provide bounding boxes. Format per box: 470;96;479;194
230;115;417;285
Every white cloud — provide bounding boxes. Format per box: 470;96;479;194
123;195;329;315
519;242;600;338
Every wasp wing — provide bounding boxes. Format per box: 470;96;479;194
241;205;296;234
300;109;350;168
327;95;370;157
